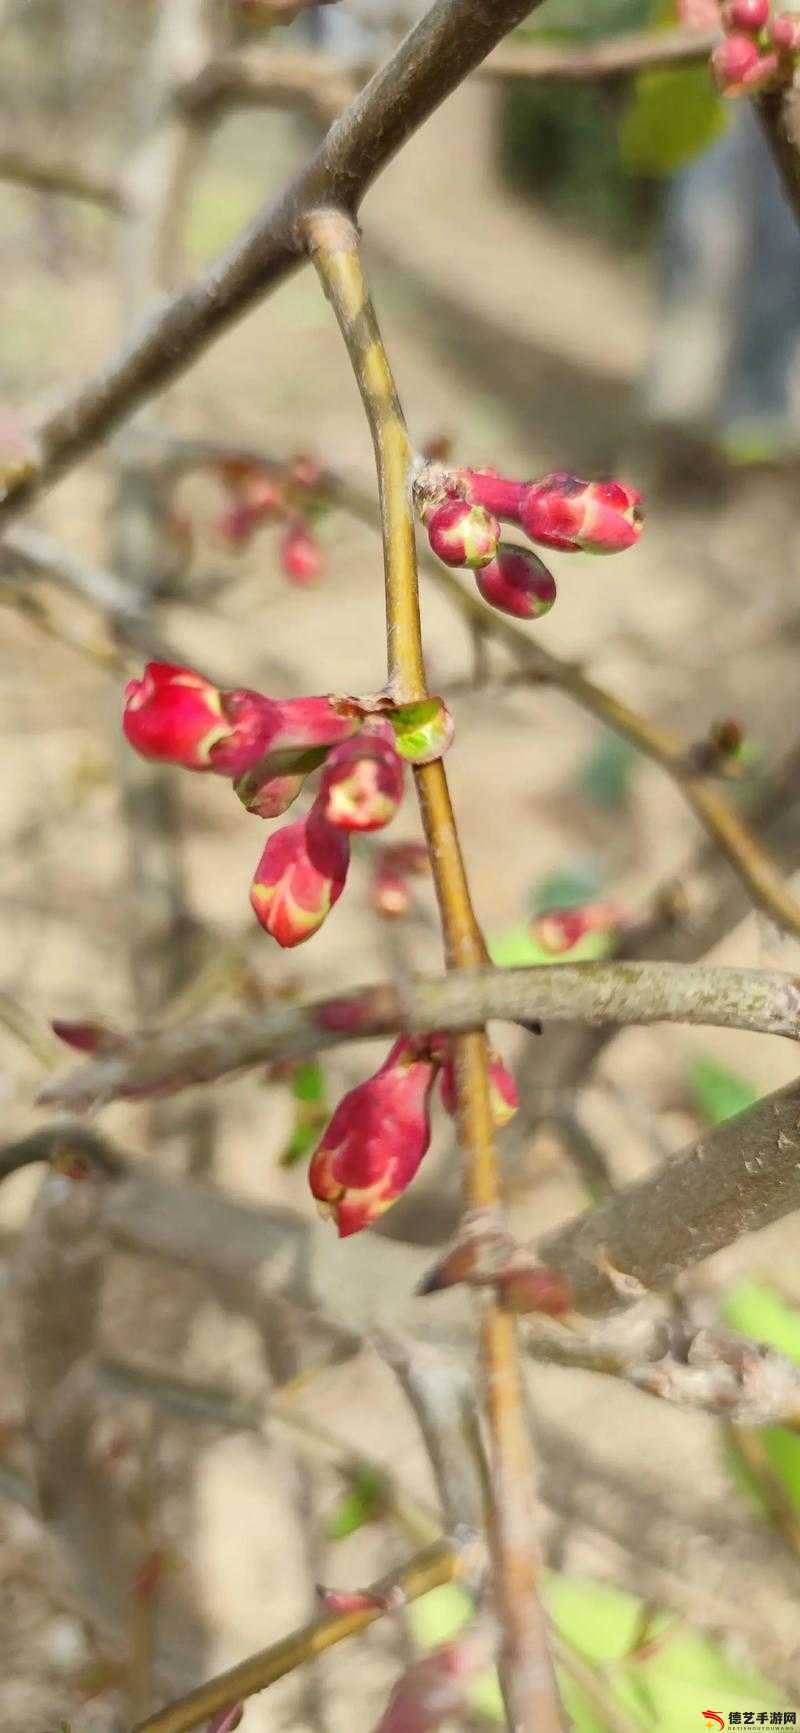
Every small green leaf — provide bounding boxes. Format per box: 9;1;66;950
292;1060;326;1106
620;68;728;178
579;734;637;812
688;1055;759;1127
325;1467;386;1540
386;698;454;765
279;1060;328;1168
488;925;614;967
532;863;603;915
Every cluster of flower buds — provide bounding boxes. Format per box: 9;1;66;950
308;1034;518;1235
214;454;325;584
414;463;642;623
710;0;800;94
123;663;453;949
531;898;623;956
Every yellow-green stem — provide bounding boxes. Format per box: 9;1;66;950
305;206;563;1733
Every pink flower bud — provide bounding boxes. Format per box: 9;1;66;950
425;499;500;569
217;691;357;780
770;10;800;48
723;0;770;29
711;31;762;86
439;1049;519;1127
519;473;643;554
370;841;430;917
280;521;323;585
309;1037;437;1235
207;1707;244;1733
250;804;350;947
454;466;527;523
533;900;620;954
319;729;405;832
475;543;557;619
123;663;232;770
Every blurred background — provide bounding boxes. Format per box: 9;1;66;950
4;1;800;1728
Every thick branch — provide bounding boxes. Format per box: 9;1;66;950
538;1074;800;1313
39;961;800;1111
0;0;542;527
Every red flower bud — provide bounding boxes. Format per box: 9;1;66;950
770;10;800;48
425;499;500;568
723;0;770;28
498;1264;572;1317
475;543;557;619
370;841;430;917
309;1037;437;1235
532;900;620;955
454;466;527;523
250;804;350;947
319;729;405;832
519;473;643;554
439;1048;519;1126
711;31;762;85
123;663;232;771
280;521;323;585
218;690;357;782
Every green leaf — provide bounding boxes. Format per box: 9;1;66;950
386;698;454;765
579;734;637;812
488;925;614;967
688;1055;759;1127
279;1061;328;1168
620;68;728;178
532;863;603;915
325;1467;386;1540
410;1574;786;1730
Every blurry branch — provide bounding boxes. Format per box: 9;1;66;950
0;0;545;527
133;1542;458;1733
0;143;124;211
758;85;800;235
523;1300;800;1427
176;26;717;124
375;1330;487;1543
38;961;800;1110
2;525;153;642
0;990;62;1070
537;1073;800;1314
0;1120;128;1182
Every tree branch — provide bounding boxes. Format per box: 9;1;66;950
38;961;800;1111
0;0;542;528
305;206;563;1733
132;1542;457;1733
0;143;124;210
537;1074;800;1313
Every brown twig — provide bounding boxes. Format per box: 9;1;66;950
0;0;544;528
0;143;124;210
132;1542;457;1733
305;205;562;1733
39;960;800;1111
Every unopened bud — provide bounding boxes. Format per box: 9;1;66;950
475;543;557;619
425;499;500;569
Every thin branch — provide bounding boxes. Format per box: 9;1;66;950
132;1542;457;1733
38;960;800;1111
537;1073;800;1314
758;81;800;234
0;143;124;210
2;525;152;641
177;26;716;124
305;206;562;1733
0;0;543;528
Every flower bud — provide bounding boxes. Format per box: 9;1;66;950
280;520;323;584
439;1049;519;1126
711;32;764;88
723;0;770;28
250;804;350;947
370;841;429;917
532;900;620;955
475;543;557;619
519;473;643;554
309;1037;437;1235
319;729;405;832
425;499;500;568
770;10;800;48
123;663;232;771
